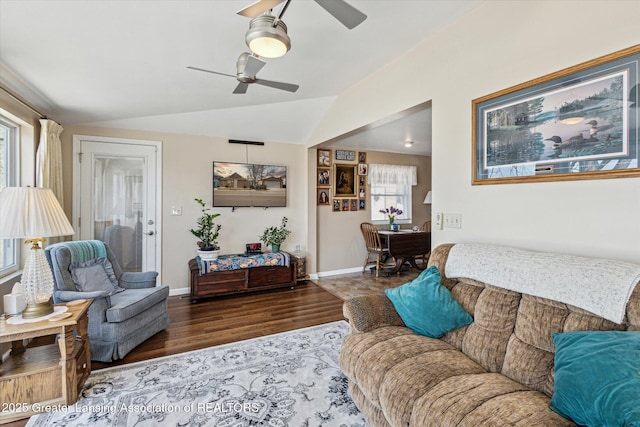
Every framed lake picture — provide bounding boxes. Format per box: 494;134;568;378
472;45;639;184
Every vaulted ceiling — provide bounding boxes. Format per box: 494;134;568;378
0;0;482;155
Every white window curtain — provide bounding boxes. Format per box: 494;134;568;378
368;164;417;186
36;119;64;205
36;119;65;243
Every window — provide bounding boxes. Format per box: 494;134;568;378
370;183;412;223
0;115;19;277
368;164;416;224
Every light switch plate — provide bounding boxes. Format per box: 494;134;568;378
444;213;462;229
171;206;182;216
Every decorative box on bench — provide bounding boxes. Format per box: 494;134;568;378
188;251;297;302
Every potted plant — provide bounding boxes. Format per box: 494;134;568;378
190;198;222;260
259;217;291;252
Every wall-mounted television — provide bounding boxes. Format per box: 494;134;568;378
213;161;287;208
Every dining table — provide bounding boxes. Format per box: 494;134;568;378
378;229;431;275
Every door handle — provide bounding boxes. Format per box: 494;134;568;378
144;231;155;236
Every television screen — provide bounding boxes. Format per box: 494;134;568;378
213;161;287;208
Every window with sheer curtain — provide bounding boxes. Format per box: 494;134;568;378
0;115;19;277
368;164;416;223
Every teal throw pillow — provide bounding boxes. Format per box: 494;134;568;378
384;265;473;338
551;331;640;426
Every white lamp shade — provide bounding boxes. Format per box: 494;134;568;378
0;187;75;239
423;190;432;204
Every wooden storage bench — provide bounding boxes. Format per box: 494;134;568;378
189;253;297;302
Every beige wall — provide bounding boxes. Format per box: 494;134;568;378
61;126;307;292
54;128;430;278
308;1;640;264
314;148;431;273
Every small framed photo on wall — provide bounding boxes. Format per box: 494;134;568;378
333;199;341;212
358;163;368;176
317;149;331;167
358;152;367;163
341;199;350;211
359;199;366;210
317;189;330;205
350;199;358;211
317;168;330;186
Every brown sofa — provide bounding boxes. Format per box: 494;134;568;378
340;243;640;426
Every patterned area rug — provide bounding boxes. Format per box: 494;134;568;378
26;321;367;427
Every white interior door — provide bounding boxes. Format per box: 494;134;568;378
73;136;161;277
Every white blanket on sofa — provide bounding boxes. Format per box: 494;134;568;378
444;243;640;324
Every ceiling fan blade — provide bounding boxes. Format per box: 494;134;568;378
314;0;367;29
237;0;286;17
244;55;266;77
254;78;299;93
233;83;250;94
187;66;236;79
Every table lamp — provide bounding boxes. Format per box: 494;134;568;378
423;191;432;204
0;187;75;318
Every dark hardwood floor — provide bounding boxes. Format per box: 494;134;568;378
5;281;347;427
93;281;346;369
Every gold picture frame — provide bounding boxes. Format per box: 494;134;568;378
472;45;639;184
333;163;357;197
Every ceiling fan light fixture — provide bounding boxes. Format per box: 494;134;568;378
246;15;291;58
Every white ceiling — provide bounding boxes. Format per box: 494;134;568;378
0;0;481;155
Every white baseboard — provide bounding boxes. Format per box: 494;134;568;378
313;266;362;279
169;287;190;297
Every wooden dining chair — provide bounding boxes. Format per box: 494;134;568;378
418;220;432;265
360;222;390;277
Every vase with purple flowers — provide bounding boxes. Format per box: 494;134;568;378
380;206;403;231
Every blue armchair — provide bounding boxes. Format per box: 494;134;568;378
45;240;170;362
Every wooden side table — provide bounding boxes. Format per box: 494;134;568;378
0;299;92;423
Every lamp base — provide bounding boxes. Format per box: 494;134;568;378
21;300;54;319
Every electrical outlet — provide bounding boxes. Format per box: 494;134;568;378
434;212;443;229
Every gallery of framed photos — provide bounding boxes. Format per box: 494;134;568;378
316;149;368;212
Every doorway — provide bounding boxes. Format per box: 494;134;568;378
72;135;162;278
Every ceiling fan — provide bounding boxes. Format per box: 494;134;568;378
237;0;366;58
187;52;299;94
237;0;367;30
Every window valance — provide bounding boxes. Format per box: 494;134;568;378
368;164;417;186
